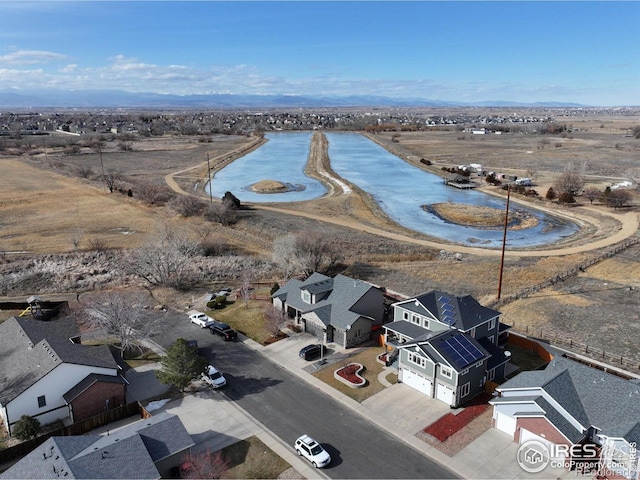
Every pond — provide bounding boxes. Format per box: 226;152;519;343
208;132;579;248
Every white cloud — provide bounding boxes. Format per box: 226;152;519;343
0;50;67;66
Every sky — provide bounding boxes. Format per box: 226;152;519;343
0;1;638;106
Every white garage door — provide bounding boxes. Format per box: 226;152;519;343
402;369;432;395
436;383;454;405
495;411;517;436
520;428;566;461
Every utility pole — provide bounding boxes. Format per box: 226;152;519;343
497;183;511;299
207;154;213;203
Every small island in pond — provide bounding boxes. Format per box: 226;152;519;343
424;203;539;230
250;179;305;194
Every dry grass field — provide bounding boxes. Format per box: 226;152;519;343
1;112;639;365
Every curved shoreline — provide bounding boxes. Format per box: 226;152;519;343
166;132;639;258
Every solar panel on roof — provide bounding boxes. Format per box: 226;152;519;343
442;313;456;326
439;334;485;369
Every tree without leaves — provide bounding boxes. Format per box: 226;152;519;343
294;233;342;276
554;161;586;196
85;290;160;358
123;224;200;288
626;167;640;189
156;338;208;393
272;232;342;279
238;269;254;308
263;304;288;337
180;449;229;479
604;188;632;210
583;187;601;205
102;168;122;193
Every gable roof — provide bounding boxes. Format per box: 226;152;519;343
496;356;640;445
397;291;501;331
63;373;128;403
0;413;194;479
399;330;490;372
272;273;381;330
0;316;119;405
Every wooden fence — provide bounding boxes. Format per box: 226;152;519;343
486;235;640;373
488;236;640;309
0;402;147;466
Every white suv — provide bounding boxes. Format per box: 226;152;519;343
188;310;215;328
294;435;331;468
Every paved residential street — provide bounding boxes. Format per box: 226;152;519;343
121;312;567;479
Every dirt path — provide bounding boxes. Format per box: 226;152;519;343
165;133;639;258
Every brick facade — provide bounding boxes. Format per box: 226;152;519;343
69;381;126;422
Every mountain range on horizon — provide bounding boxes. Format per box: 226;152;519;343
0;89;590;110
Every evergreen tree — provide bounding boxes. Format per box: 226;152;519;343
156;339;208;392
13;415;41;441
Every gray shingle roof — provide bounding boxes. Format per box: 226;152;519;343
0;317;119;405
497;356;640;445
272;273;381;331
0;413;193;479
401;291;501;331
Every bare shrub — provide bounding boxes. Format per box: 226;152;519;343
272;231;342;279
76;165;94;179
205;203;237;226
583;187;601;205
180;449;228;479
137;183;172;205
200;238;230;257
87;237;108;252
170;195;205;217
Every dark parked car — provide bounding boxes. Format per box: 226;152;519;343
299;344;327;361
209;321;238;341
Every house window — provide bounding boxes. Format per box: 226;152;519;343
411;315;420;325
470;328;476;338
460;382;470;397
408;353;426;368
488;335;495;345
488;369;496;381
488;318;496;330
403;311;409;320
37;395;46;408
423;318;430;329
440;365;452;379
460;368;469;376
301;290;311;304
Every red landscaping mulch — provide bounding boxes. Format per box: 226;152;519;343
422;394;491;442
336;364;365;385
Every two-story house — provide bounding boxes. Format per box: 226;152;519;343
0;315;126;436
272;272;385;348
383;290;510;408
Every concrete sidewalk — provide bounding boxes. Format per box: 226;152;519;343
119;331;566;480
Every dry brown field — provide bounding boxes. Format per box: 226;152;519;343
1;113;639;366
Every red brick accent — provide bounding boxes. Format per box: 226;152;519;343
70;381;126;422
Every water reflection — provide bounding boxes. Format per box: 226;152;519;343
208;132;579;248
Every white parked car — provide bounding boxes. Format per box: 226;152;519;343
294;435;331;468
201;365;227;388
188;310;215;328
